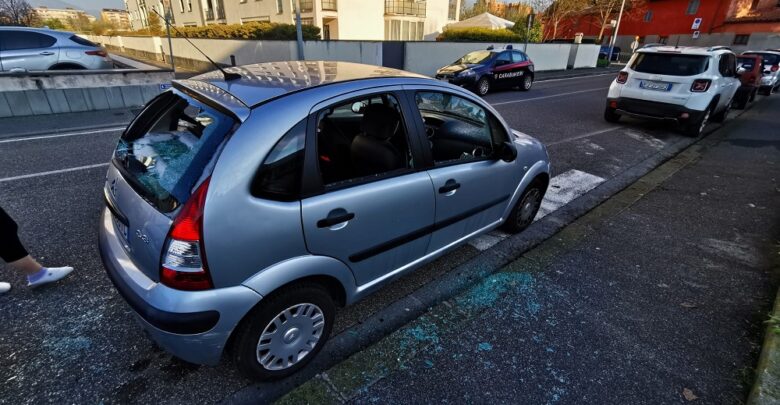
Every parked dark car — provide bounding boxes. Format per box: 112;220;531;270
435;46;535;96
734;54;764;109
599;46;621;62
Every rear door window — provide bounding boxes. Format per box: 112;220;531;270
69;35;97;47
631;53;708;76
114;91;235;212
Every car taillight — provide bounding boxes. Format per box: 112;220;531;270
772;65;779;72
161;178;213;291
616;71;628;84
85;50;107;57
690;79;711;92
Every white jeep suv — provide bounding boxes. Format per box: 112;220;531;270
605;45;741;136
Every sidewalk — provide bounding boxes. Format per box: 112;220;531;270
279;97;780;403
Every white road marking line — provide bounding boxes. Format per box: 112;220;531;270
546;127;622;146
0;127;125;144
0;163;109;183
489;87;609;106
536;72;617;83
468;169;606;251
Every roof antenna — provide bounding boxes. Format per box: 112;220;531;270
151;8;241;81
675;36;680;49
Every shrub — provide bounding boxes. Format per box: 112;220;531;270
438;27;521;42
113;22;320;40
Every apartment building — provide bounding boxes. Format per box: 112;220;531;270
126;0;176;30
101;8;132;30
34;7;96;24
126;0;461;40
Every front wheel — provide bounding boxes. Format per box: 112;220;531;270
232;284;335;380
476;77;490;96
502;182;545;234
520;74;533;91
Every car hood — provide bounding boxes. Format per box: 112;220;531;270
438;64;477;75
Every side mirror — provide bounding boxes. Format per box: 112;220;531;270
498;141;517;162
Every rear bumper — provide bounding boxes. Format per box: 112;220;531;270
608;97;705;123
98;208;262;365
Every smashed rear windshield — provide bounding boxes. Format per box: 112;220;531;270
114;91;234;212
631;53;708;76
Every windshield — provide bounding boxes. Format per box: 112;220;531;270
631;53;708;76
737;57;758;71
743;52;779;67
114;91;234;212
455;50;492;65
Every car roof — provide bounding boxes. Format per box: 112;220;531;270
637;45;729;56
0;26;72;35
743;50;780;55
185;61;427;108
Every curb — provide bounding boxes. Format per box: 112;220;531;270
748;257;780;404
536;68;621;82
223;103;755;404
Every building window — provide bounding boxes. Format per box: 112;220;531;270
733;34;750;45
384;19;424;40
300;17;313;25
385;0;426;17
322;0;337;11
658;36;668;44
178;0;184;12
295;0;313;12
643;10;652;22
276;0;283;14
187;0;192;11
448;0;457;20
686;0;699;15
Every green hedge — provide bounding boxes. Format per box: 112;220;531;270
114;22;320;40
438;28;521;42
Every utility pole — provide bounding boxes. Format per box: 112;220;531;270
295;0;304;60
523;13;534;53
165;2;175;72
607;0;626;65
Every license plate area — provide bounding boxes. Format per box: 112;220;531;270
640;80;673;91
113;214;129;247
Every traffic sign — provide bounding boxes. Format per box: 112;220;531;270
691;18;702;30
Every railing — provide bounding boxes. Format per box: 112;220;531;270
296;0;313;12
322;0;337;11
385;0;426;17
216;0;225;19
205;8;214;20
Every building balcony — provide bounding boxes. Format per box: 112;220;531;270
322;0;337;11
385;0;426;17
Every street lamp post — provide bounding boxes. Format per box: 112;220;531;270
295;0;304;60
607;0;627;65
165;2;175;72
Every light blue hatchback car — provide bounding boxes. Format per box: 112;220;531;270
99;61;551;380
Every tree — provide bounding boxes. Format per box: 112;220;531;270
511;15;543;43
589;0;647;43
543;0;588;40
147;10;163;35
460;0;489;20
0;0;37;26
34;17;66;29
91;20;116;35
66;14;92;32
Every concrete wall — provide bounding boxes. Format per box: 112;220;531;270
572;44;600;69
0;70;173;118
611;32;780;55
337;0;385;41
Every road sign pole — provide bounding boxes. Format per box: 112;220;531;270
524;13;533;52
608;0;627;65
165;4;175;72
295;0;304;60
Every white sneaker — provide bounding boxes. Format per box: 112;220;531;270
0;282;10;294
27;267;74;289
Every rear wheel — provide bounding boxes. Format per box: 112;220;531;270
520;74;533;91
733;93;748;110
711;99;732;123
232;283;335;381
682;107;710;137
604;106;621;123
502;181;545;234
476;77;490;96
749;88;757;102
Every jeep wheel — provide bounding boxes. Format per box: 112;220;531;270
682;107;710;137
232;283;335;380
604;106;621;123
476;77;490;96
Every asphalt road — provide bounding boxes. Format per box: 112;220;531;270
0;73;735;403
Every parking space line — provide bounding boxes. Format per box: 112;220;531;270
537;72;617;83
546;127;622;146
0;127;125;144
468;169;606;251
0;163;109;183
490;87;609;106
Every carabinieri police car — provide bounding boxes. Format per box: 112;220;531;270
435;45;535;96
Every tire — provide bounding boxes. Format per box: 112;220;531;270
711;99;731;123
49;63;85;70
733;93;748;110
760;87;772;96
604;106;621;123
232;283;335;381
501;181;545;234
476;77;490;96
749;88;757;102
682;106;711;137
520;74;533;91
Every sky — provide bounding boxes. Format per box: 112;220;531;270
28;0;125;17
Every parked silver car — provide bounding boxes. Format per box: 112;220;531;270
99;61;551;380
0;26;113;72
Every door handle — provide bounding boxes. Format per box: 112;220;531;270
39;51;55;56
438;179;461;195
317;209;355;229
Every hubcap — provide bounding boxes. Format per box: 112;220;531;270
518;188;542;227
479;80;489;95
524;76;532;89
256;303;325;371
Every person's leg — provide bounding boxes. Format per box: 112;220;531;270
8;255;42;276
